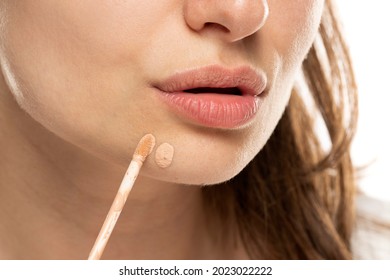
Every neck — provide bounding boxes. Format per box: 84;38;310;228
0;79;239;259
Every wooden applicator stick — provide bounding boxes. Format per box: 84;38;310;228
88;134;156;260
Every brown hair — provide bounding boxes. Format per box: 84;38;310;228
204;0;358;259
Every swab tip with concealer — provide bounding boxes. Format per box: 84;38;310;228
134;133;156;161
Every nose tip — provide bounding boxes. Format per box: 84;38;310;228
184;0;269;42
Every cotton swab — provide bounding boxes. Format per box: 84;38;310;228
88;134;156;260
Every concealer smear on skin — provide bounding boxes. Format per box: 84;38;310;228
155;143;174;168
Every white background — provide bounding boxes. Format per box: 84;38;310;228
337;1;390;201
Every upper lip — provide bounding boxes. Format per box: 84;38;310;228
154;65;267;96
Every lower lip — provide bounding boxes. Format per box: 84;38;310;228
155;90;260;129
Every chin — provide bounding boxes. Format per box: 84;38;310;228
146;166;246;186
180;165;246;186
142;144;256;186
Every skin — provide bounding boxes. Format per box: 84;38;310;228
0;0;324;259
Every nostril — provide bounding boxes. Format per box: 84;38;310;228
203;22;230;34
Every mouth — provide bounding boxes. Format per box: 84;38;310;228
156;65;266;97
183;87;243;96
154;65;267;129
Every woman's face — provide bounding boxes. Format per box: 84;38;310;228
0;0;324;185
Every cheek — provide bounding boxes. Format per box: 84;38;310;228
250;0;324;127
0;0;162;92
268;0;324;70
0;0;176;119
0;1;163;153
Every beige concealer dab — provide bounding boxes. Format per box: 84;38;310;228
155;142;174;168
